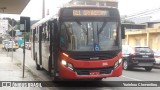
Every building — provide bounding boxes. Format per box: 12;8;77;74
67;0;118;8
123;22;160;50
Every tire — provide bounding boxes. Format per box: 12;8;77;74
35;53;41;70
145;67;152;71
52;76;60;82
123;60;131;70
7;49;9;52
52;59;60;81
48;56;52;76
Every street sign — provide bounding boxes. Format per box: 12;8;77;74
20;16;30;78
0;20;8;34
20;17;30;32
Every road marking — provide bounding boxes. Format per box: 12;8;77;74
122;75;142;81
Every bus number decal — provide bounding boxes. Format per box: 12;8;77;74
73;10;108;17
73;10;81;16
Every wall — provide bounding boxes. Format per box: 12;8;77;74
124;23;160;50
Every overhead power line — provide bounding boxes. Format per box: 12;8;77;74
122;7;160;20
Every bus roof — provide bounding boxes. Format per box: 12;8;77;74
31;15;56;29
63;5;117;9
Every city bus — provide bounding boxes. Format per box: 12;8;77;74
31;6;125;81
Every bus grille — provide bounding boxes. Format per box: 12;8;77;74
68;50;120;60
74;67;113;75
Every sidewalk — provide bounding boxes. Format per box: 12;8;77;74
0;47;45;90
0;54;36;81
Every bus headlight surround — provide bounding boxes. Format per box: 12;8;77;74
114;58;122;69
61;60;74;71
67;63;74;71
119;58;122;63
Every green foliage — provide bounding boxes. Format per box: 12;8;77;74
22;32;30;42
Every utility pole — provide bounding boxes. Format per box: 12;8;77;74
42;0;45;18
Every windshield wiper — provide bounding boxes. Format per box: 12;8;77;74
76;20;87;35
98;21;107;35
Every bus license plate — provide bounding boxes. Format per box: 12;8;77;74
89;71;100;75
142;55;149;58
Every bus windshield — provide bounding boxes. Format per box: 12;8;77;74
60;21;119;51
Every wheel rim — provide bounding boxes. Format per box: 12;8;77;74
123;61;128;69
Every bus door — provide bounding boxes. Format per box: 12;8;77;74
34;27;40;64
41;23;50;70
32;29;36;60
49;19;59;76
39;26;42;66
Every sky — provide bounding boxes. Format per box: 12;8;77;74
1;0;160;20
118;0;160;20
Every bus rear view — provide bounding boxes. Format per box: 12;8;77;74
58;7;123;80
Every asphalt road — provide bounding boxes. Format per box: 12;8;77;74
5;48;160;90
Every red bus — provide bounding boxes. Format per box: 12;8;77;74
31;6;125;81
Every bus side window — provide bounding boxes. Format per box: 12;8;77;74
42;26;46;42
35;28;38;42
60;24;68;49
32;28;36;42
47;23;50;41
41;24;50;42
38;27;40;41
47;29;50;41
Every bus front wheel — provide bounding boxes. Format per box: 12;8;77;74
48;56;52;76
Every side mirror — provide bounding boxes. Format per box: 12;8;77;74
121;25;125;39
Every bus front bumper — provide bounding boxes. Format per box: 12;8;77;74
59;63;122;80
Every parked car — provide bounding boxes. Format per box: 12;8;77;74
153;50;160;68
122;45;155;71
26;42;31;50
2;40;9;50
20;42;30;50
5;41;19;52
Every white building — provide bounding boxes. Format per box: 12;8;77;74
68;0;118;8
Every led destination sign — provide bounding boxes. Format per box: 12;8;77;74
73;10;109;17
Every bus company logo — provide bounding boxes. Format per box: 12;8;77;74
90;57;99;60
2;82;11;87
102;62;108;66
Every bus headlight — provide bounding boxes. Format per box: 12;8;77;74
61;60;67;65
119;58;122;63
114;58;122;69
61;60;74;71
